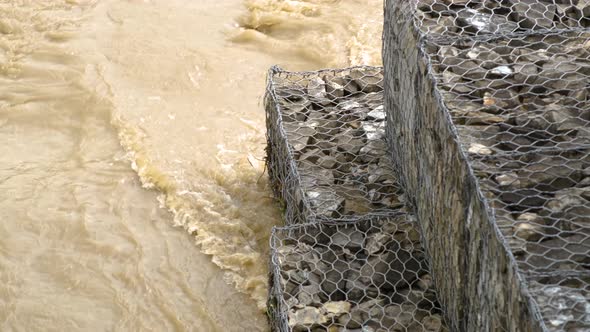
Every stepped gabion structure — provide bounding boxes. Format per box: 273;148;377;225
384;1;590;331
265;66;450;331
268;216;449;332
265;66;406;225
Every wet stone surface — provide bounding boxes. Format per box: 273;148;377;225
266;67;405;222
269;217;449;332
528;276;590;332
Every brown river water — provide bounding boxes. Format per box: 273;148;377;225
0;0;382;330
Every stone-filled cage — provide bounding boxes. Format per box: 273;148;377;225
264;66;406;225
384;1;590;331
264;66;452;331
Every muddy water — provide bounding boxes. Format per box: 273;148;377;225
0;0;382;330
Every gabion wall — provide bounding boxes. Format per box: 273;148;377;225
384;1;590;331
265;66;451;331
265;66;406;225
268;216;450;332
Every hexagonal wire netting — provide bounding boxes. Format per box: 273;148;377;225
409;0;590;40
385;1;590;331
268;216;449;332
264;66;451;331
264;66;406;225
430;31;590;274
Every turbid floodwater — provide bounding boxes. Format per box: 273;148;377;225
0;0;382;330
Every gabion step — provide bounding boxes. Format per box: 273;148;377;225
264;66;405;225
268;216;450;332
264;66;451;331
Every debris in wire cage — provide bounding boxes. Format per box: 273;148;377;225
268;217;450;332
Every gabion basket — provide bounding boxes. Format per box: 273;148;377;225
403;0;590;40
268;215;450;332
265;66;406;225
384;1;590;331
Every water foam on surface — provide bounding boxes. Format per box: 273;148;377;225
0;0;385;329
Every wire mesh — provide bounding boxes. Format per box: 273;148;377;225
384;1;590;331
409;0;590;40
265;66;406;224
428;31;590;278
268;216;450;332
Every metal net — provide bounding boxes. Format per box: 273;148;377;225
410;0;590;40
384;1;590;331
264;66;406;225
268;216;449;332
264;66;451;331
431;31;590;276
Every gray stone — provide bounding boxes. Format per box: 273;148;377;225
306;188;345;218
337;135;365;155
298;283;323;306
359;254;391;289
283;123;314;152
361;121;385;141
286;269;309;285
463;111;508;126
524;232;590;272
298;148;323;164
386;303;418;330
343;198;374;215
513;212;545;242
489;65;513;76
455;7;518;35
331;227;365;249
308;77;327;99
340;100;363;111
416;273;434;292
513;62;539;84
349;68;383;93
517;157;584;191
317;155;338;169
288;306;328;329
339;299;384;329
422;15;456;35
530;282;590;331
466;46;507;69
332;75;361;95
325;76;346;99
509;0;556;29
544;187;590;230
360;140;387;162
365;232;391;255
366;105;385;120
300;167;335;187
400;288;438;310
422;314;445;332
467;143;494;155
323;301;352;316
495;172;520;188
